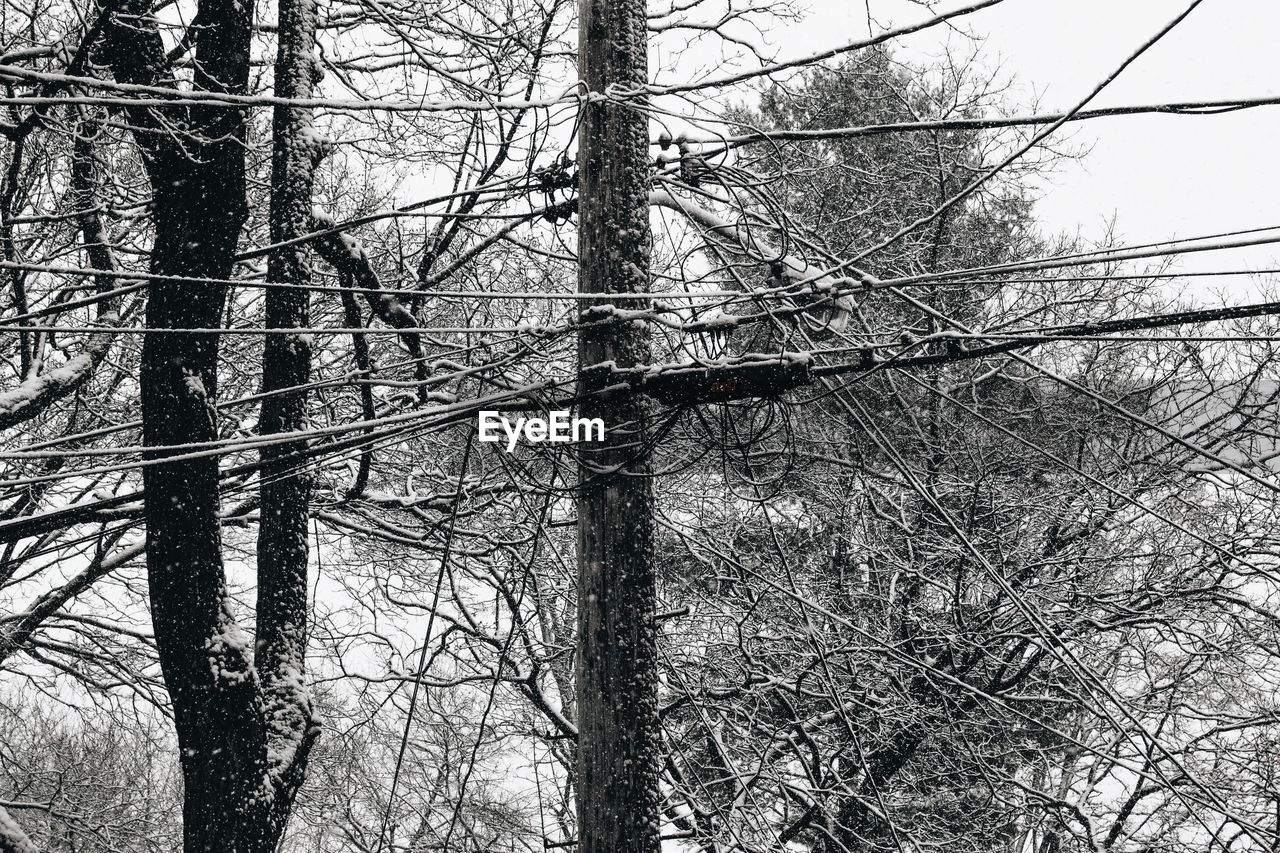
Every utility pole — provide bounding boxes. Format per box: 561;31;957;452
574;0;660;847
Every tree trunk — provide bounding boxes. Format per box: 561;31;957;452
256;0;322;838
132;0;266;844
574;0;660;849
98;0;317;849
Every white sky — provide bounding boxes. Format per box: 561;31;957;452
772;0;1280;294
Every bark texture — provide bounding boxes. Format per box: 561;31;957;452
256;0;322;836
96;0;317;849
574;0;660;849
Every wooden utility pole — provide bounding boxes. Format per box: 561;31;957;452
574;0;661;847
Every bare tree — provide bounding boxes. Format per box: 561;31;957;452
1;1;1279;852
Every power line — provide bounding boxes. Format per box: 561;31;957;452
0;258;795;311
766;0;1216;290
810;295;1280;377
693;93;1280;150
775;292;1278;845
375;431;475;853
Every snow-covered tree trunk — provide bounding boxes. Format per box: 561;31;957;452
105;0;266;848
97;0;316;849
254;0;322;840
574;0;661;849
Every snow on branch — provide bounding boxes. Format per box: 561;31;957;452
0;107;124;430
649;188;860;336
0;806;37;853
0;314;122;430
310;209;429;391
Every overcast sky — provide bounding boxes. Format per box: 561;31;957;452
771;0;1280;295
